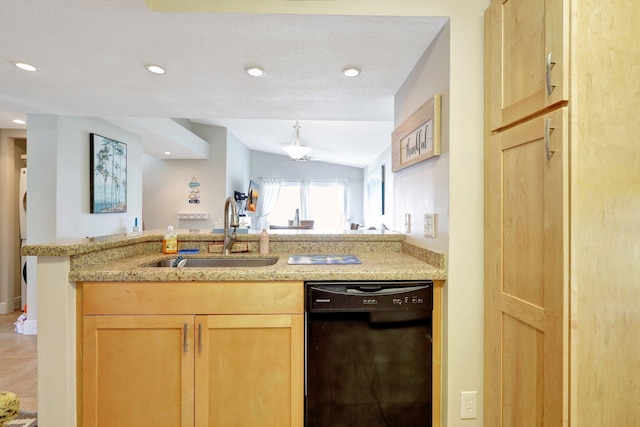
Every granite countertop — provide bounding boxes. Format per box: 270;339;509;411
22;229;406;256
24;229;447;282
69;251;446;282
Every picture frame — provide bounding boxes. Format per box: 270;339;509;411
391;94;441;172
90;133;127;213
246;179;260;212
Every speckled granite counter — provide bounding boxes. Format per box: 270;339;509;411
23;229;446;282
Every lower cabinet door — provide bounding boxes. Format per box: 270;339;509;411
195;314;304;427
83;315;195;427
485;108;568;426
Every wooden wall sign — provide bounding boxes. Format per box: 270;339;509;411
391;94;441;172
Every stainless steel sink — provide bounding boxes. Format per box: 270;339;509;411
148;257;279;268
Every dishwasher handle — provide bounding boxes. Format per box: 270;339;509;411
309;284;429;296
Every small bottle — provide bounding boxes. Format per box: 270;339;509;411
259;228;270;254
162;226;178;254
132;217;140;232
293;208;300;226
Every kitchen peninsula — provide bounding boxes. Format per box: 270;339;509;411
23;230;446;427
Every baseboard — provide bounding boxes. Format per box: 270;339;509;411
22;319;37;335
0;301;11;315
0;299;25;314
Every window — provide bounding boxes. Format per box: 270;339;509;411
267;180;346;230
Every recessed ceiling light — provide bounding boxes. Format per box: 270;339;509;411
12;119;26;125
342;67;361;78
15;62;38;72
245;67;265;77
146;65;166;74
164;151;171;155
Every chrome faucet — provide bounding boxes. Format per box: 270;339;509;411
223;196;239;255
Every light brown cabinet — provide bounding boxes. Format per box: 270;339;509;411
82;282;304;427
485;0;570;425
83;314;196;427
195;314;303;427
484;108;568;426
487;0;568;131
486;0;640;425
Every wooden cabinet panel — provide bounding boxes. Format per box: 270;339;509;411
488;0;568;130
195;314;304;427
83;281;304;315
502;136;545;307
82;282;304;427
485;108;568;426
501;316;544;427
83;315;195;427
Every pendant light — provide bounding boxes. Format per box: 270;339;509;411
282;121;311;160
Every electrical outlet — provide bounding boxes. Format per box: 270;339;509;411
424;213;435;237
404;213;411;233
460;391;477;419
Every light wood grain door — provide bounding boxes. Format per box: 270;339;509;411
195;314;304;427
485;108;568;426
83;315;195;427
488;0;568;131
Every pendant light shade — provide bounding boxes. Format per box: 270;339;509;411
282;121;311;160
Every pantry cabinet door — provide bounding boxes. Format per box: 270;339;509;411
488;0;568;130
485;108;569;426
83;315;195;427
195;314;304;427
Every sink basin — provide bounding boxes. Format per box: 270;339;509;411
148;257;279;268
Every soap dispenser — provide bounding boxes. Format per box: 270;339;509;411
259;228;270;254
163;226;178;254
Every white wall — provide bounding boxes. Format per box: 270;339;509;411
25;114;143;332
225;129;251;196
250;150;364;225
389;7;486;426
394;27;451;252
143;124;227;231
27;115;144;240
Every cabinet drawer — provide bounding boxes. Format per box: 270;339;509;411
82;281;304;315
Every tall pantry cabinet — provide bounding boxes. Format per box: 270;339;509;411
484;0;640;425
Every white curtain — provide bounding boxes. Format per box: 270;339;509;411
252;178;281;230
300;179;310;220
336;180;349;226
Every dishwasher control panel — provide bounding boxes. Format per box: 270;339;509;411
306;281;433;312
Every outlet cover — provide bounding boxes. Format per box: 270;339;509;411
424;213;435;237
460;391;477;419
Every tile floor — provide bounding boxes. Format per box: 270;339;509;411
0;310;37;411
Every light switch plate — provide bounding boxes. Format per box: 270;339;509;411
404;213;411;233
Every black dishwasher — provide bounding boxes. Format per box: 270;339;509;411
305;281;433;427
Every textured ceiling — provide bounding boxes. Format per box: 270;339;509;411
0;0;447;167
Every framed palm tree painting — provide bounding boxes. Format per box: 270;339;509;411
90;133;127;213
